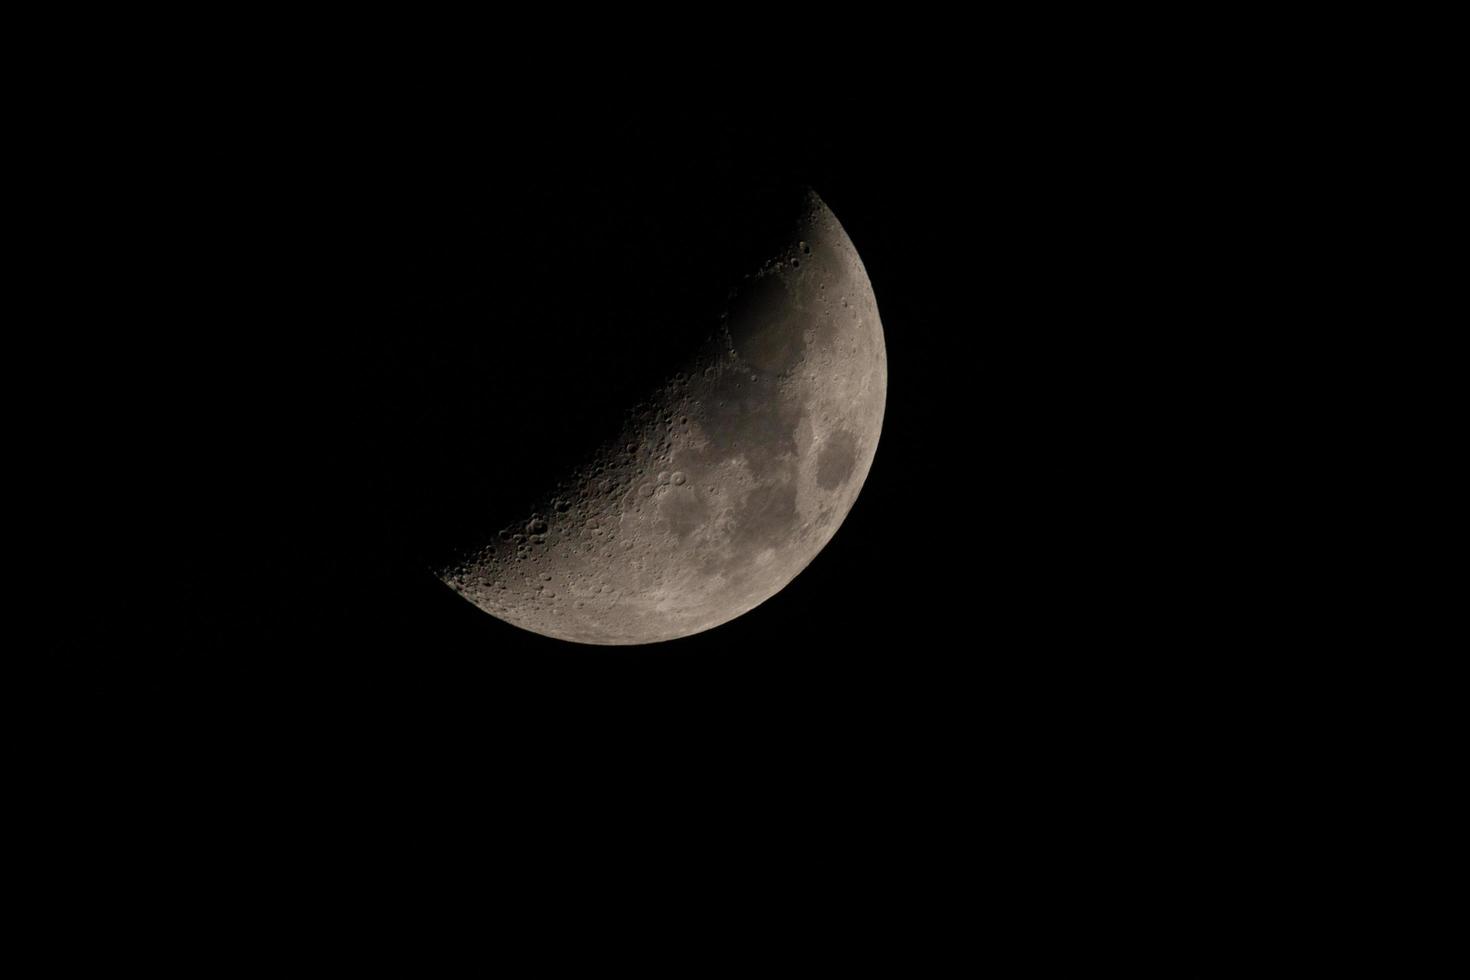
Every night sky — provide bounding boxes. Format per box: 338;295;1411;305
67;107;952;709
55;92;1240;862
28;37;1314;964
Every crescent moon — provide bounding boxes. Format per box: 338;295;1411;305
438;191;886;644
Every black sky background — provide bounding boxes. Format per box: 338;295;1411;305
44;80;1256;876
63;104;965;697
15;20;1378;959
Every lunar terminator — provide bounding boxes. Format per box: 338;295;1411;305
438;191;886;644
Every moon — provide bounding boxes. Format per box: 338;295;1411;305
437;190;886;644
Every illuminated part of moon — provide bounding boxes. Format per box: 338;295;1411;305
437;191;886;645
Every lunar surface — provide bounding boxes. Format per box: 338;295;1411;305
437;191;886;644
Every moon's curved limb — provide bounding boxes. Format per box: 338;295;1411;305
438;191;886;645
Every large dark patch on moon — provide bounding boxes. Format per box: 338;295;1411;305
817;430;859;491
726;273;806;375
